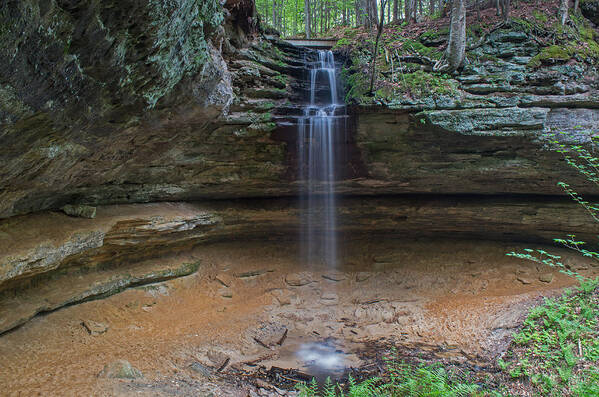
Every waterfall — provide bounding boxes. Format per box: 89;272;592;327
298;50;346;267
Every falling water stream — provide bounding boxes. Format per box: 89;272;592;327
296;50;350;377
298;50;347;268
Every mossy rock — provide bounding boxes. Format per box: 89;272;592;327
528;45;572;68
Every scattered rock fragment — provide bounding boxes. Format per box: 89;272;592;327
355;272;371;282
189;362;212;377
81;320;108;336
99;360;142;379
322;272;346;282
285;272;312;286
516;276;532;285
272;289;292;306
219;288;233;298
207;349;230;367
539;273;554;283
143;284;170;297
252;324;288;348
62;204;96;219
215;273;233;287
234;269;270;278
321;292;339;305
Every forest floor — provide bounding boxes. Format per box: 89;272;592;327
1;237;595;396
319;0;567;46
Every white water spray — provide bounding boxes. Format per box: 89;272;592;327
298;50;346;267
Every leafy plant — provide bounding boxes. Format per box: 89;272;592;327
503;130;599;396
296;359;483;396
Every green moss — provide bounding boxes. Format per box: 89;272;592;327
143;0;224;108
398;70;458;98
528;45;572;68
273;73;289;85
532;9;548;23
333;37;352;50
342;64;369;103
528;39;599;68
255;101;275;111
418;27;448;42
401;39;442;59
512;17;535;33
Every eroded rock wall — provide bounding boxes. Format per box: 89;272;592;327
1;4;598;218
1;196;596;334
2;1;599;333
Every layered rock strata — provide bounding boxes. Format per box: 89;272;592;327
1;196;597;334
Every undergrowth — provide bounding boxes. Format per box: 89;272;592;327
297;360;488;396
498;279;599;396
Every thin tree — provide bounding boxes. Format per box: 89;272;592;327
405;0;413;23
500;0;510;21
369;0;389;94
559;0;569;25
435;0;466;72
365;0;379;28
305;0;311;38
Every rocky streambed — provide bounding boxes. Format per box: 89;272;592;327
2;237;596;396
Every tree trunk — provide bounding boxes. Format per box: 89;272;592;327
368;0;379;28
294;0;298;35
559;0;569;24
501;0;510;21
405;0;412;23
393;0;399;21
445;0;466;71
574;0;579;12
429;0;435;16
304;0;310;38
495;0;500;15
369;0;389;94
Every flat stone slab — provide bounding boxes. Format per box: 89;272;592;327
285;272;313;286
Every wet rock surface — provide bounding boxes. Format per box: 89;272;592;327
2;197;598;334
1;240;596;395
99;360;143;379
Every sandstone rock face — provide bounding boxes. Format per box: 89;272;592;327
0;7;598;218
1;2;599;334
0;197;596;334
0;0;240;218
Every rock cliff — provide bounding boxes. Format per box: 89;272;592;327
1;0;599;333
